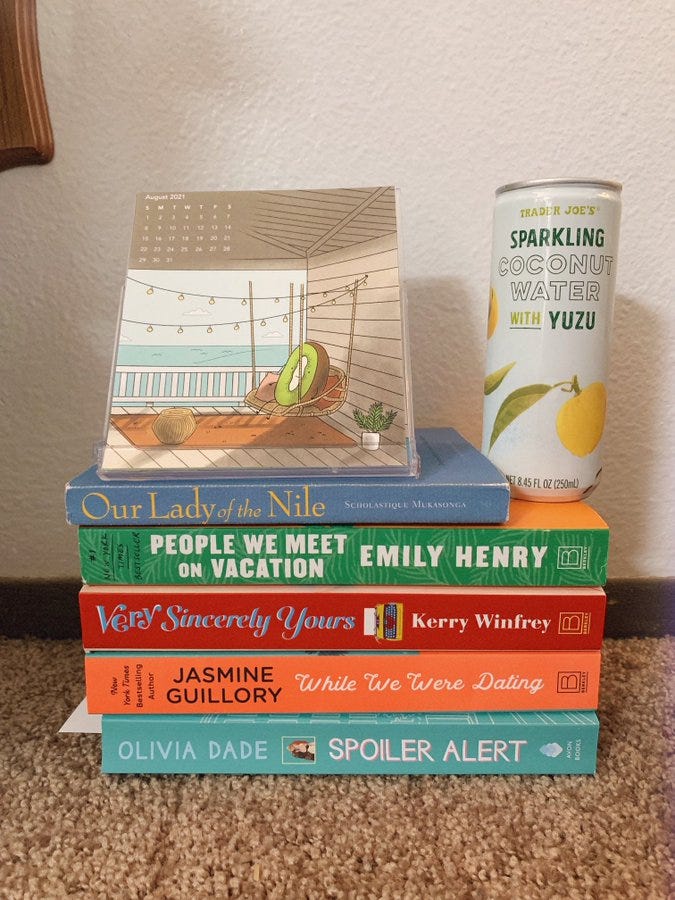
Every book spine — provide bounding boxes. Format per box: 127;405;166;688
101;711;600;775
65;481;509;526
80;586;606;651
85;650;601;714
78;524;609;587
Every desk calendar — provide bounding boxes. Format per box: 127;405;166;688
98;187;417;479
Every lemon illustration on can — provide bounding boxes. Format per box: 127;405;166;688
556;380;607;457
488;374;607;457
487;287;498;338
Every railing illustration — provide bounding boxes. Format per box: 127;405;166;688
111;366;274;407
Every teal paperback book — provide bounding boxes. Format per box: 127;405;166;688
101;710;599;775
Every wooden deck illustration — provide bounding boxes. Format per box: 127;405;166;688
103;406;409;473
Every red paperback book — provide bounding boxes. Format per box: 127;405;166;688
80;584;606;651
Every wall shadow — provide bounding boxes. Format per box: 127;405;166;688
598;290;665;576
404;276;485;448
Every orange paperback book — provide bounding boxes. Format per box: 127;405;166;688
84;650;601;714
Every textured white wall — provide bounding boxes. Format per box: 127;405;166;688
1;0;673;578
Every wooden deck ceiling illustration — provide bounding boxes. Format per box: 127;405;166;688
244;186;397;259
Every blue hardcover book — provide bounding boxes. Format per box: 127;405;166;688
101;710;599;775
65;428;510;526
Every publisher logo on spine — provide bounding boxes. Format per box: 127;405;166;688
556;545;589;570
558;612;591;635
556;671;589;694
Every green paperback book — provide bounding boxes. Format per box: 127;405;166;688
79;501;609;587
101;710;600;775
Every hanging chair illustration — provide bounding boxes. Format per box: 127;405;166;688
245;275;364;418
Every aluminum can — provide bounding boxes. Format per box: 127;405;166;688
481;178;622;501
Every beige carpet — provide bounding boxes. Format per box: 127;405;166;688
0;637;672;899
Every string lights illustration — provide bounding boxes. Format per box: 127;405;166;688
122;275;369;333
130;275;367;302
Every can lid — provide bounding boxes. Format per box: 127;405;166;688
496;177;622;195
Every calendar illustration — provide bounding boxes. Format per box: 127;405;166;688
99;187;417;478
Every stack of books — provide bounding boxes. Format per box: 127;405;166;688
64;427;608;776
62;186;608;775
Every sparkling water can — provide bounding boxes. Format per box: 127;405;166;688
481;178;622;501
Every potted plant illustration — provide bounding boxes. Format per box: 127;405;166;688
352;401;397;450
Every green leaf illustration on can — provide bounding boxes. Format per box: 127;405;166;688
484;362;516;395
489;383;554;449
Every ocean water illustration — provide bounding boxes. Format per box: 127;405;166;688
116;344;289;368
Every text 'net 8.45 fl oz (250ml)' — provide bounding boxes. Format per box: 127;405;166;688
482;178;622;501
